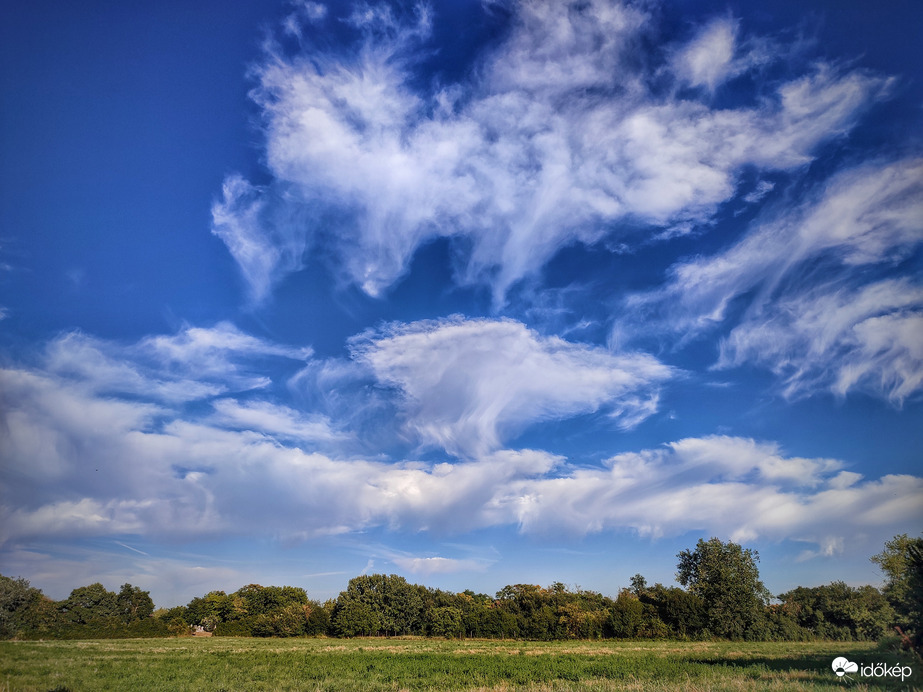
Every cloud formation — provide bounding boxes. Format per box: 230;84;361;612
3;337;920;559
510;436;922;549
43;322;312;403
623;157;923;403
211;0;891;304
351;316;674;457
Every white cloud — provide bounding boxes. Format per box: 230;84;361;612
622;157;923;402
2;358;920;560
209;398;346;445
390;556;488;576
351;316;674;457
718;279;923;404
509;436;923;548
0;364;563;541
42;323;312;403
673;18;739;91
211;176;312;304
212;0;890;304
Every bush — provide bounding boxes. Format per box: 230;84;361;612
214;619;254;637
167;617;190;637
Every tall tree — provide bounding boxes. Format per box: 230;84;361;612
0;575;54;638
676;538;771;639
871;533;923;650
116;583;154;624
59;583;119;625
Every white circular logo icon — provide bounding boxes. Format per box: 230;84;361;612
831;657;859;677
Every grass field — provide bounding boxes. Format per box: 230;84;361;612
0;637;917;691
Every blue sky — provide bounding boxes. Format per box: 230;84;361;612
1;0;921;608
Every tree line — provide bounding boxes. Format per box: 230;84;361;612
2;535;920;652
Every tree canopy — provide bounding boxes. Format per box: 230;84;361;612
676;537;771;639
0;534;915;647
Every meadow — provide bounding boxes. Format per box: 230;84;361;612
0;637;917;692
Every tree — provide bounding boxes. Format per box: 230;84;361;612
116;583;154;624
427;606;464;638
676;538;771;639
332;575;424;636
643;583;705;638
630;574;648;596
332;598;381;637
59;583;119;625
234;584;308;617
0;575;55;638
606;589;645;638
872;533;923;650
777;582;894;640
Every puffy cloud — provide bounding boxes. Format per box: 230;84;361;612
0;363;562;541
351;316;674;457
212;0;890;304
3;325;917;565
622;157;923;402
4;362;919;559
509;436;923;548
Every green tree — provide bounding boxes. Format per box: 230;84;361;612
234;584;308;617
332;598;381;637
59;583;119;625
332;575;424;636
643;583;706;638
630;574;648;596
606;589;644;638
427;606;464;638
676;538;771;639
116;583;154;624
778;582;894;640
872;533;923;650
0;575;56;638
304;599;331;635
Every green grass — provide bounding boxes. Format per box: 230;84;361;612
0;638;917;691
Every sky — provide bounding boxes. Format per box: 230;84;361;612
1;0;921;609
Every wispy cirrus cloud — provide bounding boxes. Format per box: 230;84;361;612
43;322;312;403
670;17;759;92
620;156;923;403
208;398;346;446
625;158;923;335
351;316;674;457
211;0;891;305
717;279;923;404
390;555;490;576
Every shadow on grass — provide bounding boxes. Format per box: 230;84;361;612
688;647;917;690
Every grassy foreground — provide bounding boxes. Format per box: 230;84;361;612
0;637;917;691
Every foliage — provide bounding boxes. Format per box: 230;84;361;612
676;537;771;639
332;574;424;637
116;583;155;623
777;581;895;641
0;575;56;638
58;583;119;625
0;535;913;644
872;533;923;652
641;583;706;638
